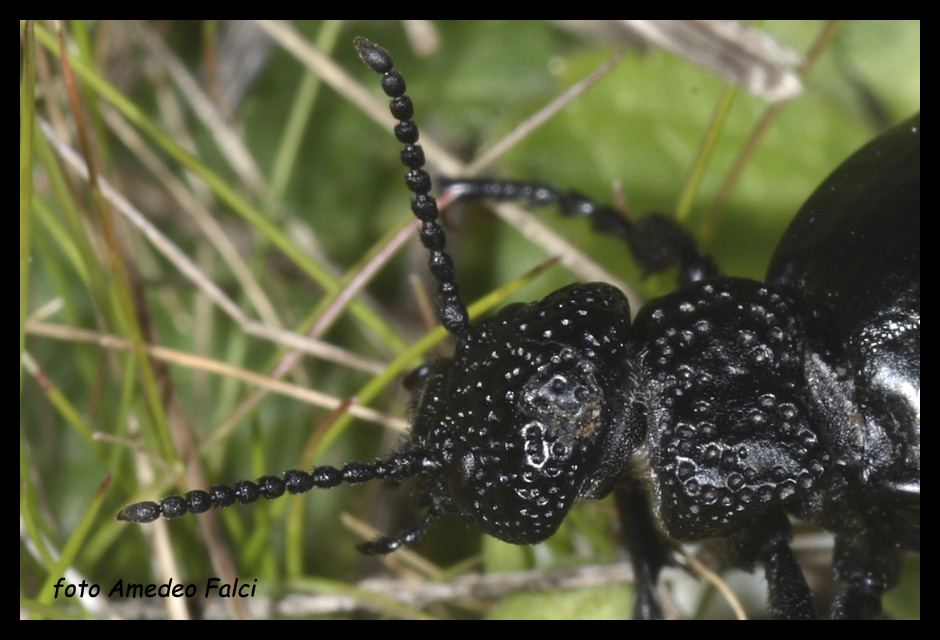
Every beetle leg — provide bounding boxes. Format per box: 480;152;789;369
732;509;816;619
615;478;674;619
830;530;904;619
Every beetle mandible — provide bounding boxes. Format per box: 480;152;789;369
119;37;920;619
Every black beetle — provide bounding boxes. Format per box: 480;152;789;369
117;36;919;619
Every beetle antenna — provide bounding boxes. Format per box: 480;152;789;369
439;179;719;285
119;39;472;551
355;37;470;336
118;447;434;553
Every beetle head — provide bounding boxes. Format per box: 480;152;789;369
407;282;642;544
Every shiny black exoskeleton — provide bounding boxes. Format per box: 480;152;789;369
119;39;920;619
